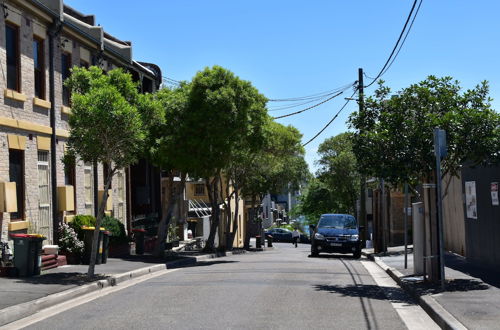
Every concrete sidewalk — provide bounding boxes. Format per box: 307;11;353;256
363;246;500;330
0;248;255;327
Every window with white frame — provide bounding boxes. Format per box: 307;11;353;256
38;151;51;242
84;162;93;215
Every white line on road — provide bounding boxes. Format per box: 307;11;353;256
1;268;179;330
361;261;439;330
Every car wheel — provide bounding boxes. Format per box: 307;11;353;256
353;249;361;259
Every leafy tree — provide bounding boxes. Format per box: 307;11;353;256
65;66;158;276
150;83;191;256
296;179;336;224
349;76;500;186
222;88;268;249
316;132;360;214
240;121;310;247
171;66;270;251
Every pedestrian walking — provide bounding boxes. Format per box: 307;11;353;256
292;229;300;248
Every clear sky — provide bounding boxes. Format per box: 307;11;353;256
65;0;500;173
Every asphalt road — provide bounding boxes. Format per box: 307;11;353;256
23;243;432;329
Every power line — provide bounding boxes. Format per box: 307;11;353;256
267;82;355;102
272;90;345;120
380;0;423;78
268;98;329;112
364;0;421;88
302;89;357;147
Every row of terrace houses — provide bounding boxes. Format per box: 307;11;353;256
0;0;161;245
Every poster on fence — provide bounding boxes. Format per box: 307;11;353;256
491;182;499;206
465;181;477;219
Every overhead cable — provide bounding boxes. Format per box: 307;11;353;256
364;0;421;88
272;91;344;120
267;82;355;102
302;89;357;147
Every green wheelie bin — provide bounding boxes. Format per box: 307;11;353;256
10;234;45;277
101;231;110;264
82;227;104;265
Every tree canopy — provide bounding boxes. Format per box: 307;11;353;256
65;66;160;275
349;76;500;185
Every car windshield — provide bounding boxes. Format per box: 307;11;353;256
318;215;357;229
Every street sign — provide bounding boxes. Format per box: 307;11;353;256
434;128;447;159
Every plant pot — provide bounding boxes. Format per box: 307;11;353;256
0;266;17;277
108;243;131;257
63;252;81;265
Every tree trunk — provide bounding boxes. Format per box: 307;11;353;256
204;176;220;251
87;166;114;277
153;172;186;257
226;187;240;250
244;194;256;250
222;176;232;250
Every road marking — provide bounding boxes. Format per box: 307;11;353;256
361;261;440;330
1;268;179;330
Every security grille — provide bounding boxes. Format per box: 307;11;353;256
37;151;51;243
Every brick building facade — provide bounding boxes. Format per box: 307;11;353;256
0;0;160;245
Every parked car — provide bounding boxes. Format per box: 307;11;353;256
265;228;293;242
310;214;362;258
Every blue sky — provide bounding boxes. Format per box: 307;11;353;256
66;0;500;173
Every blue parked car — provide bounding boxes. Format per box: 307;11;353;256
265;228;293;242
310;214;363;258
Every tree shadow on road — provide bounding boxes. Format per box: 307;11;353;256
313;284;416;305
14;272;108;286
308;254;360;260
169;260;239;269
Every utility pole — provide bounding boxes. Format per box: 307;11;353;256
358;68;367;242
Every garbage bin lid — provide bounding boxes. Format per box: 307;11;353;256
132;228;146;233
82;226;95;230
103;231;110;235
10;233;31;238
10;233;45;239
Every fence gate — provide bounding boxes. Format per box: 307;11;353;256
37;151;52;243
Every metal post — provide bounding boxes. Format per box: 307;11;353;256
434;128;446;290
358;68;367;242
404;183;409;269
381;178;386;253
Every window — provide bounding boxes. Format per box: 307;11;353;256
61;52;72;106
6;23;20;91
80;60;89;68
33;38;45;99
37;151;51;242
116;171;125;222
64;157;76;213
194;184;205;196
142;77;153;93
9;149;24;220
84;162;93;215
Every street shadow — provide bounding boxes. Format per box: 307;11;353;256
407;278;489;295
445;253;500;289
169;260;239;269
313;284;415;305
308;254;359;260
14;272;108;286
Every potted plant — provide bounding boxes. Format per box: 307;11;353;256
101;216;131;257
58;222;84;264
166;223;180;250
